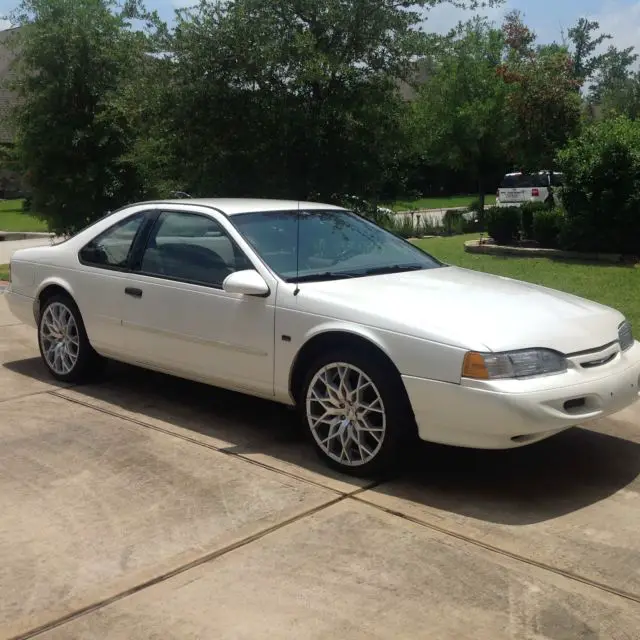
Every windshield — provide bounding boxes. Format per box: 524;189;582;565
231;209;443;282
500;173;548;188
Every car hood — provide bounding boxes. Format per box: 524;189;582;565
297;266;623;353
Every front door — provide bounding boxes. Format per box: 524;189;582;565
120;209;276;397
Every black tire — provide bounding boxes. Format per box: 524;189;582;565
298;346;417;477
38;293;105;383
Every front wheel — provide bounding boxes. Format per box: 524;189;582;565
300;348;415;477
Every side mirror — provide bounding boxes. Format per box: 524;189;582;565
222;270;270;297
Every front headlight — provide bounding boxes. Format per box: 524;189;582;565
463;349;567;380
619;320;634;352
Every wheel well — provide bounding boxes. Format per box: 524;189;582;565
37;285;72;320
289;331;402;404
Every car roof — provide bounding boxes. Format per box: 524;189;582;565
502;170;563;178
142;198;345;216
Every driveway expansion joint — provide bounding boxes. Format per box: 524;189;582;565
352;494;640;607
13;388;634;640
10;495;347;640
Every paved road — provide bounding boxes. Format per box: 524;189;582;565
2;294;640;638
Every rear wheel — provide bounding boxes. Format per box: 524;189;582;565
299;348;416;477
38;294;104;383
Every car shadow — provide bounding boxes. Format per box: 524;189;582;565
383;427;640;525
1;354;70;387
5;357;640;526
3;357;360;489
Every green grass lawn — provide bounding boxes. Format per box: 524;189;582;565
0;264;8;281
414;234;640;330
0;199;47;232
389;194;497;212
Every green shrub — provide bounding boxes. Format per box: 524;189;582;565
415;214;443;236
532;208;564;248
385;215;415;238
464;198;487;233
462;214;484;233
384;213;442;238
557;116;640;254
22;196;33;213
486;206;521;245
443;209;464;235
519;201;549;240
468;198;483;215
333;194;392;226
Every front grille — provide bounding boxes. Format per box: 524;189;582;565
581;353;617;369
568;341;620;370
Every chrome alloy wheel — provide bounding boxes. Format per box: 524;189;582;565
306;362;386;467
39;302;80;376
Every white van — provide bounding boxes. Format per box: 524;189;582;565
496;171;564;207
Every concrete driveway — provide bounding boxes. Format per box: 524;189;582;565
1;295;640;639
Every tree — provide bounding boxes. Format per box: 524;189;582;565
564;17;637;104
597;71;640;121
501;9;535;61
586;45;640;120
589;45;638;104
566;18;611;88
498;13;582;171
9;0;157;235
411;18;512;209
148;0;501;203
557;116;640;254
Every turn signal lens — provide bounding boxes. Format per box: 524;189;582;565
462;352;490;379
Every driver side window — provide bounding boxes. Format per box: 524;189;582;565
79;213;146;270
138;211;252;288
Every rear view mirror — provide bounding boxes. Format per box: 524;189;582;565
222;270;269;297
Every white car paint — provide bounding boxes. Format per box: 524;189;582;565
4;198;640;454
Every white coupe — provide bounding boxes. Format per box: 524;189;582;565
5;199;640;475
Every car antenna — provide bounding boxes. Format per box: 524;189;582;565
293;200;301;296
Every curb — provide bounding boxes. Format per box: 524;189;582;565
463;240;634;265
0;231;54;241
394;207;468;215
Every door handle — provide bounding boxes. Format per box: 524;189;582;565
125;287;143;299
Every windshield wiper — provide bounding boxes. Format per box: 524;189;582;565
286;264;426;283
362;264;426;276
287;271;358;284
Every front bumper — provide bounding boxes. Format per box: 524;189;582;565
403;341;640;449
